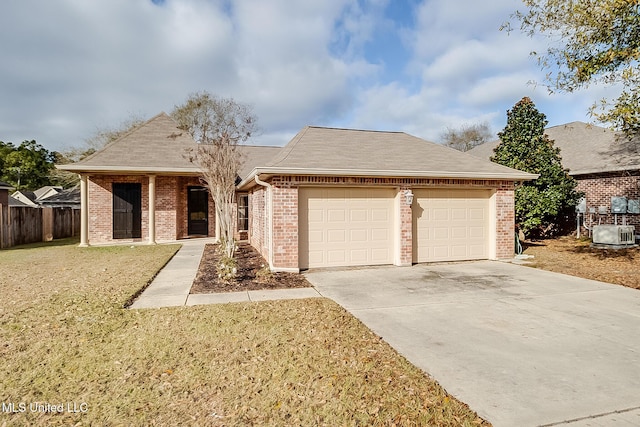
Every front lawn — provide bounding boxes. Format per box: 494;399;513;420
0;239;488;426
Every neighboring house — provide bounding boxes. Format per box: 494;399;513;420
33;186;62;201
59;112;536;271
38;188;81;209
11;190;38;207
8;196;31;207
468;122;640;230
0;181;13;207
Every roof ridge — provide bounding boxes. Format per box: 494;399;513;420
74;112;176;165
307;125;404;134
267;126;311;167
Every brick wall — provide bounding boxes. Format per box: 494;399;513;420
576;171;640;230
494;183;515;259
271;177;298;269
247;175;517;270
87;174;215;244
398;187;413;265
249;185;267;259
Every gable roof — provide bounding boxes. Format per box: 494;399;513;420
468;121;640;176
0;181;13;190
34;186;62;200
58;112;281;176
11;190;38;206
238;126;537;189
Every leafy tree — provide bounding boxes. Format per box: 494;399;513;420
441;122;493;151
0;140;55;190
172;91;257;276
492;97;581;237
505;0;640;136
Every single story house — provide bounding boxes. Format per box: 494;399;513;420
38;188;81;209
59;112;536;271
468;122;640;229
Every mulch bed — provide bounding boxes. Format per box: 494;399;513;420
190;242;312;293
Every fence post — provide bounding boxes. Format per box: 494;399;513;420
42;207;54;242
0;204;3;249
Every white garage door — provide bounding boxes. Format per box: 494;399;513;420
413;189;490;263
299;187;394;269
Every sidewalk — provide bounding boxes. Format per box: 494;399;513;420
129;238;321;309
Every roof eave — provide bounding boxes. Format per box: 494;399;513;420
237;167;538;190
569;165;640;176
56;164;202;176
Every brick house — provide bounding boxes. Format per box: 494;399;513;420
469;122;640;231
60;112;536;271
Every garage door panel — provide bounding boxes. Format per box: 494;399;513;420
309;209;324;222
327;209;345;222
300;187;394;269
371;228;389;241
371;209;389;221
350;210;367;222
350;229;367;241
414;189;490;263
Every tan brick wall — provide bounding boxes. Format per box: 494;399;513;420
247;175;517;270
87;175;215;244
576;171;640;230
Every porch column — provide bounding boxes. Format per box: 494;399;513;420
148;175;156;244
79;174;89;247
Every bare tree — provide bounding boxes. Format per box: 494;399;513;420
441;122;493;151
172;92;257;268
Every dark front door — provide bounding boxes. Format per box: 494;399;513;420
188;186;209;235
113;183;142;239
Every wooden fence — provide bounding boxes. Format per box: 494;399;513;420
0;205;80;249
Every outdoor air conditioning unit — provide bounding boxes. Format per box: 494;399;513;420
592;225;635;245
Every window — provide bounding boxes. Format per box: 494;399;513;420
237;194;248;231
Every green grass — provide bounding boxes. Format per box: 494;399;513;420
0;239;488;426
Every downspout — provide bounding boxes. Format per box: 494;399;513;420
254;174;274;270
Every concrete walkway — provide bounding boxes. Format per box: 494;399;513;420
129;238;321;309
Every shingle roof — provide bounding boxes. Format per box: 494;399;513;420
38;188;80;206
58;115;535;185
58;112;281;176
237;126;537;188
8;196;30;207
0;181;13;190
468;121;640;176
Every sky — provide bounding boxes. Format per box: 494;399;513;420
0;0;622;153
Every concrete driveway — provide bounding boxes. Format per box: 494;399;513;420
305;261;640;427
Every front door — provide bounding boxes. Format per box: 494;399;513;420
188;186;209;235
113;183;142;239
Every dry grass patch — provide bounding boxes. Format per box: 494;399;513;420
0;239;488;426
524;236;640;289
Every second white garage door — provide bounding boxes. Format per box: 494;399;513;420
413;189;491;263
299;187;394;269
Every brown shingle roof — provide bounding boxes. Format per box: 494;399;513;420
237;126;537;188
468;121;640;176
58;112;281;176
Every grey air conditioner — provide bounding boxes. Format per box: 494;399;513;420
592;225;635;245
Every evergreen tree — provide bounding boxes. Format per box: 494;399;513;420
492;97;581;237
